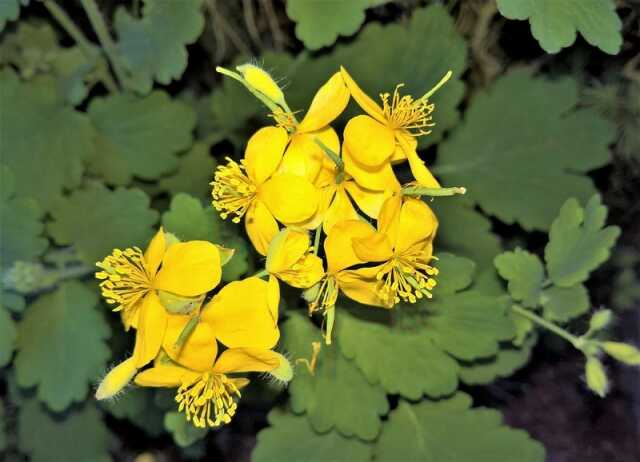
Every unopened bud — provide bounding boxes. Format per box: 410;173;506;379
585;356;609;397
602;342;640;365
236;63;285;106
268;352;293;383
589;310;612;332
96;357;137;400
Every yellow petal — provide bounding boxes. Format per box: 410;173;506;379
245;126;288;185
154;241;221;296
297;72;350;133
200;277;280;350
277;253;325;289
343;145;400;192
279;128;340;185
144;228;166;277
336;266;386;308
396;198;438;254
245;200;279;256
344;115;395;167
212;348;281;374
268;275;280;323
377;194;402;241
133;292;168;368
95;357;137;400
162;315;218;372
352;231;394;262
259;174;320;224
266;228;310;274
322;186;360;234
397;134;440;188
324;219;376;274
134;365;198;387
340;66;386;124
344;180;390;219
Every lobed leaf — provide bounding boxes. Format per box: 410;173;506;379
158;142;216;200
14;281;111;411
494;248;545;308
0;0;29;32
541;284;590;323
0;305;16;367
164;411;208;447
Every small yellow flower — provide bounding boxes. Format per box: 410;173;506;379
211;126;321;255
266;228;324;289
351;195;439;307
340;66;451;190
95;229;222;368
135;277;290;428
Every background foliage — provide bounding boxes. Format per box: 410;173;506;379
1;0;639;461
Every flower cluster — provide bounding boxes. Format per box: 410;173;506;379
94;228;292;428
212;64;459;343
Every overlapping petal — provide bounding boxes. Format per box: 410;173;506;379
245;126;288;185
154;241;221;296
297;72;350;133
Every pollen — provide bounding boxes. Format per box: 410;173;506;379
307;276;339;316
211;157;257;223
95;247;152;315
380;84;436;136
176;372;241;428
375;248;438;307
270;107;298;133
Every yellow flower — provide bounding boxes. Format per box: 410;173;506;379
351;195;439;307
95;229;222;368
266;228;324;289
339;66;451;190
212;126;321;255
135;277;291;428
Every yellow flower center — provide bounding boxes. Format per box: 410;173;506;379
380;84;435;136
176;372;241;428
270;108;298;133
211;157;257;223
375;249;438;306
95;247;152;314
307;276;339;315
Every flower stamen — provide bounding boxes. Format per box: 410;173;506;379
211;157;257;223
375;248;438;306
380;84;436;136
176;372;241;428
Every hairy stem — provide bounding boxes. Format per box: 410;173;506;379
510;304;582;350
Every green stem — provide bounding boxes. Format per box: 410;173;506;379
43;0;118;93
253;268;269;278
313;226;322;255
510;304;582;349
80;0;129;90
173;315;200;349
402;185;466;197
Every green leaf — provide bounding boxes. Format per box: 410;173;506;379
164;411;208;447
431;201;502;271
0;166;47;269
423;292;515;360
161;193;250;281
18;399;111;462
459;334;536;385
286;0;369;50
0;0;28;32
437;70;615;231
102;387;165;437
338;311;459;400
87;91;196;185
14;281;111;411
545;195;620;287
494;249;545;308
541;284;590;322
283;313;389;441
48;182;159;264
253;409;372;462
496;0;622;54
0;69;95;211
433;253;476;295
115;0;205;93
375;393;545;462
0;305;16;367
158;142;216;200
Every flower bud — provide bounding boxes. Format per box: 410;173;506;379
268;352;293;383
96;357;137;400
589;310;612;332
236;63;285;106
602;341;640;365
585;356;609;397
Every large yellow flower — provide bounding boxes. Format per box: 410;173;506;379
350;195;439;307
212;126;321;255
95;229;222;368
340;66;451;190
135;277;290;428
265;228;324;289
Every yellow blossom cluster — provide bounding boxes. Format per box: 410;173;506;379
94;228;292;428
212;64;458;343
